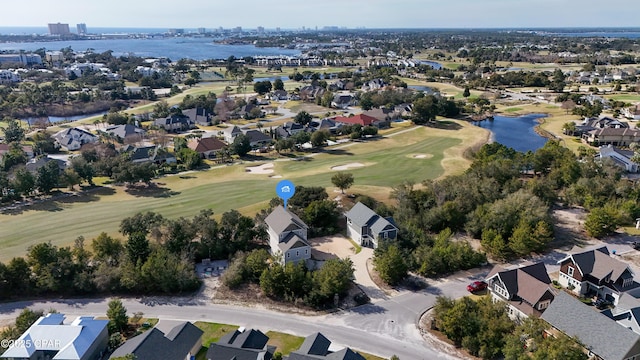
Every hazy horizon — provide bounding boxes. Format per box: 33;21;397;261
3;0;639;29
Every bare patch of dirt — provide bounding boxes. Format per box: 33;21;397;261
551;207;590;249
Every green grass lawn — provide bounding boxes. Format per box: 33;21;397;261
0;122;480;260
194;321;239;360
265;331;305;355
503;107;524;113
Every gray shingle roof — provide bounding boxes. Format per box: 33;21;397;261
104;124;145;139
541;291;640;360
208;329;274;360
562;246;632;283
297;333;330;356
278;233;311;253
265;206;308;235
345;202;397;237
218;329;268;349
109;322;203;360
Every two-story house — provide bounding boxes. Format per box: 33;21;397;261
264;206;311;264
486;262;555;320
345;202;398;249
558;246;637;305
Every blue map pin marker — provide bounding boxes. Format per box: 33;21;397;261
276;179;295;209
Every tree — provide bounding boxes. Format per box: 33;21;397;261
2;119;25;143
373;243;408;285
310;130;329;147
120;211;164;236
331;172;354;194
177;148;202;170
253;80;273;95
35;160;60;194
106;298;128;334
293;111;312;126
91;232;123;265
126;232;150;265
308;258;354;307
15;308;44;333
232;134;252;157
273;78;285;91
562;121;577;135
585;206;620;238
412;96;438;124
462;86;471;98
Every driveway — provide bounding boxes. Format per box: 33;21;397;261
349;247;391;302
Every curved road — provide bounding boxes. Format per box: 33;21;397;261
0;272;481;359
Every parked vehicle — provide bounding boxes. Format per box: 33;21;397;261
467;281;488;293
632;242;640;250
594;298;612;309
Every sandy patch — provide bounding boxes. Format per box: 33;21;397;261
411;154;434;159
331;162;365;171
245;163;274;174
309;235;356;260
270;175;282;178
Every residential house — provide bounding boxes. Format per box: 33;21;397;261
599;145;639;173
0;313;108;360
103;124;146;143
557;246;638;305
328;79;347;91
0;144;34;161
602;306;640;335
0;69;20;84
123;145;177;164
485;262;555;320
206;328;276;360
331;94;356;109
541;291;640;360
183;107;213;126
363;108;399;125
309;119;341;134
333;114;381;128
154;114;194;133
221;125;243;144
287;332;365;360
345;202;398;249
361;78;386;92
624;105;640;121
242;129;272;148
54;127;99;151
237;103;265;119
582;128;640;147
264;205;311;264
299;86;325;101
109;321;203;360
275;122;306;139
188;136;227;158
25;156;67;173
269;89;289;101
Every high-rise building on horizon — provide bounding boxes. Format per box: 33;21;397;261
197;27;206;34
48;23;70;36
76;23;87;35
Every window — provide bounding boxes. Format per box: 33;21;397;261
287;253;290;258
296;250;299;257
567;266;574;277
305;249;308;254
538;301;549;310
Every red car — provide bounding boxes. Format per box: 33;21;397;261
467;281;488;293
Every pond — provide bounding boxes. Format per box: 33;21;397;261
472;114;548;153
408;85;437;94
23;111;108;125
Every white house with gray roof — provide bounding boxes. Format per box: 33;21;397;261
541;291;640;360
344;202;398;249
264;206;311;264
0;313;108;360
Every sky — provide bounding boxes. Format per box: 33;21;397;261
2;0;640;30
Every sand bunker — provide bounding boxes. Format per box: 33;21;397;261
270;175;283;178
245;163;274;174
411;154;434;159
331;163;365;171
